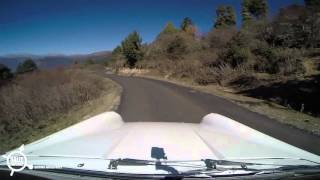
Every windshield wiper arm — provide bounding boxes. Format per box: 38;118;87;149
107;158;264;176
203;159;259;170
108;158;152;169
108;158;180;174
194;159;320;177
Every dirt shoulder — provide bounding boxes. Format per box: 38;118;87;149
117;68;320;136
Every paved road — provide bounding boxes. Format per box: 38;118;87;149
107;74;320;155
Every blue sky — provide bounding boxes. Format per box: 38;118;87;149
0;0;303;55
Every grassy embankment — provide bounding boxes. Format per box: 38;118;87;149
0;66;121;153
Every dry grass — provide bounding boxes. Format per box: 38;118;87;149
303;57;320;76
118;68;150;76
0;68;121;153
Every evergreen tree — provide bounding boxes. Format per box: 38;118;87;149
305;0;320;47
214;5;236;28
269;3;320;48
16;59;38;74
180;17;193;32
0;64;13;81
112;45;123;56
121;31;143;67
160;22;179;35
242;0;268;23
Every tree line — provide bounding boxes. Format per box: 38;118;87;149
109;0;319;73
0;59;38;86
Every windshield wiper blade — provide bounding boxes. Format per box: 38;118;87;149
203;157;320;169
191;158;320;177
107;158;263;176
223;157;320;165
108;158;267;172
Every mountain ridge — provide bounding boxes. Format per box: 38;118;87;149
0;50;111;71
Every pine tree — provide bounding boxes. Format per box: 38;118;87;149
214;5;236;28
305;0;320;47
242;0;268;23
16;59;38;74
121;31;143;67
180;17;193;32
0;64;13;81
112;45;122;56
161;22;179;35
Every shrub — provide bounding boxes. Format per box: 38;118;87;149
166;35;188;58
216;31;255;68
219;46;253;68
252;41;277;72
254;47;305;74
204;27;237;49
194;62;253;86
230;46;252;67
272;48;305;75
170;59;201;79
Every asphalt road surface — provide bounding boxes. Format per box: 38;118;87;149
107;74;320;155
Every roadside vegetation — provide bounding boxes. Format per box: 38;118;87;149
0;64;13;87
107;0;320;134
0;63;120;153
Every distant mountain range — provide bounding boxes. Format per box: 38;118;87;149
0;51;111;71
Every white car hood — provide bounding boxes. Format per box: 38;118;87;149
1;111;320;173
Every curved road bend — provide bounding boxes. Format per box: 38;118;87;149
106;74;320;155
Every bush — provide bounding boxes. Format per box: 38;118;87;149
135;31;203;77
216;31;255;68
194;65;220;85
230;46;252;67
204;28;237;49
218;46;253;68
151;31;201;57
252;41;277;72
194;62;253;86
166;35;189;58
272;48;305;75
254;47;305;75
170;59;201;79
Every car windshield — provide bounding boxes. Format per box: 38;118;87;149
1;0;320;179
